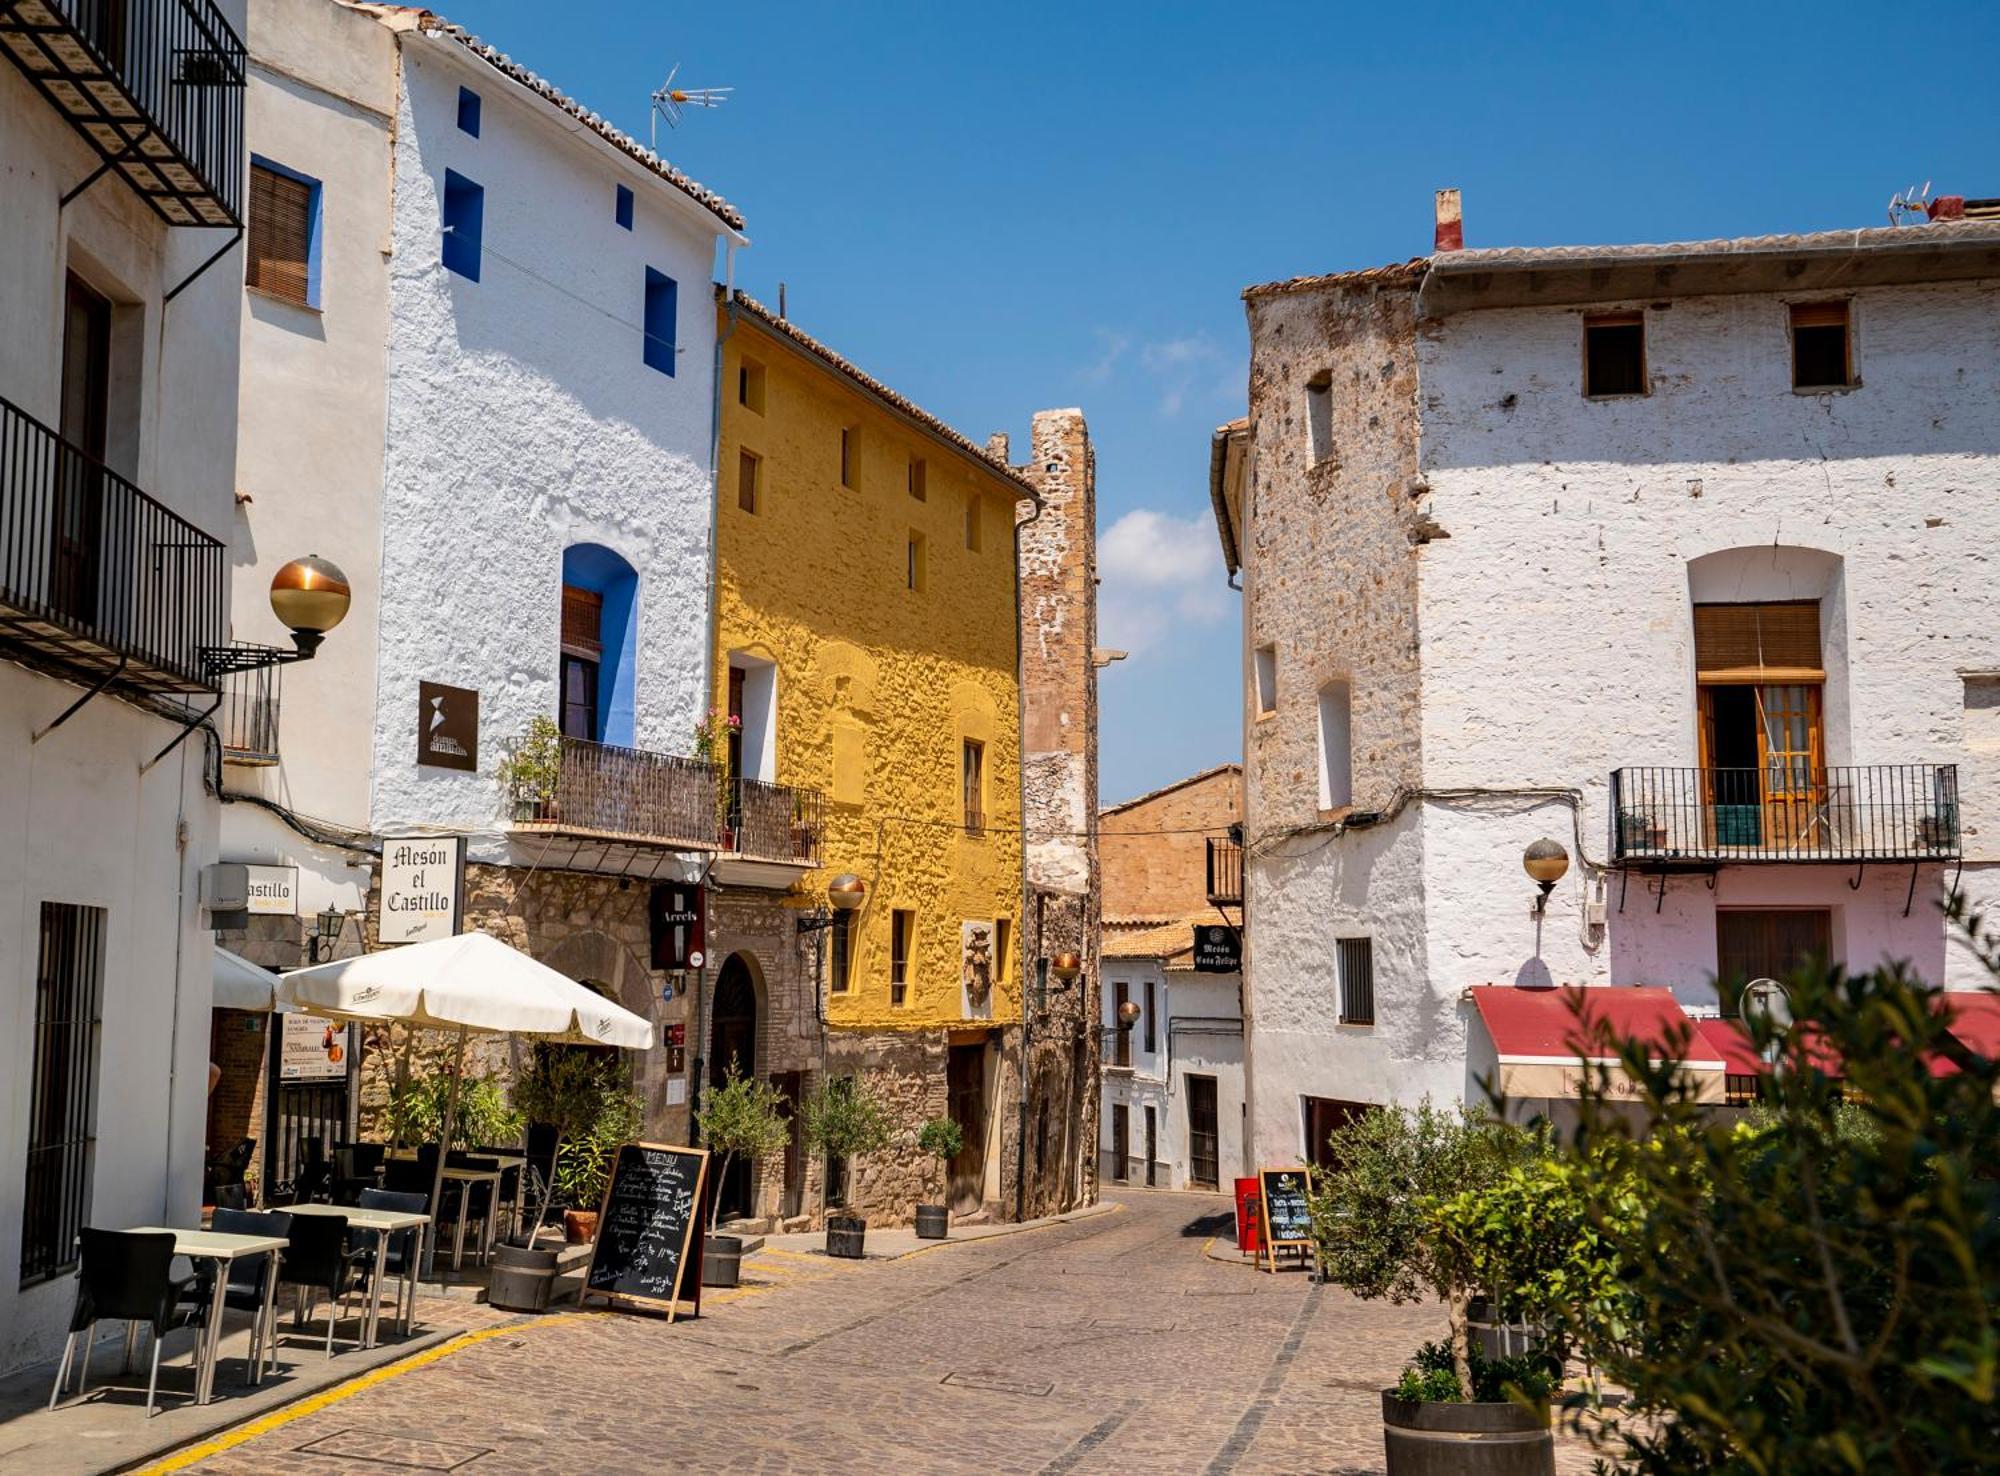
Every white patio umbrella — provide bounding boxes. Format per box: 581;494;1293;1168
212;947;292;1011
277;931;652;1273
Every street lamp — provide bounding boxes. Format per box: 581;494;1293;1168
1116;999;1141;1028
1522;838;1569;915
1050;952;1082;985
203;554;353;677
309;905;345;964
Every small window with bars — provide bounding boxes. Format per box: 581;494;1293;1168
962;738;985;833
890;909;913;1006
829;909;853;994
1337;936;1374;1025
247;159;318;308
22;903;105;1285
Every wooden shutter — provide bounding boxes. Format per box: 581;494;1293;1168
561;585;603;656
247;164;312;306
1694;602;1822;681
1789;301;1848;329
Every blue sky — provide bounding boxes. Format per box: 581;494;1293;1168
448;1;1999;805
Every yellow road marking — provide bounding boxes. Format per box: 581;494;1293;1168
133;1314;585;1474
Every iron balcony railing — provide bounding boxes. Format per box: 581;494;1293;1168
1206;837;1243;905
1610;765;1961;864
218;655;280;763
511;736;721;848
0;393;225;692
727;777;825;866
0;0;247;226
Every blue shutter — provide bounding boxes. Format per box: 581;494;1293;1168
442;170;483;281
643;267;677;375
615;184;634;230
457;86;481;136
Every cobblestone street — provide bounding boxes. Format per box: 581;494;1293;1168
173;1191;1596;1474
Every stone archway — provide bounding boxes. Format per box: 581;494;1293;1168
709;953;762;1219
537;930;667;1134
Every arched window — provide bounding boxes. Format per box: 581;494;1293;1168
559;544;639;747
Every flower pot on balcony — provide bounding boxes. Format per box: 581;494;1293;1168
1919;813;1955;850
1380;1390;1553;1476
1616;810;1656;851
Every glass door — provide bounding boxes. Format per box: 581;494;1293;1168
1757;684;1825;850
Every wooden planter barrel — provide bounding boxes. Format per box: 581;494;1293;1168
702;1234;743;1287
825;1213;867;1259
914;1204;949;1240
1380;1392;1554;1476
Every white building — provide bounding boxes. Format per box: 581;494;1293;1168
212;0;746;1172
1216;205;2000;1165
0;0;250;1373
1097;766;1246;1191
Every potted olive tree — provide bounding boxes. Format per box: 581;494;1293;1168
1309;1100;1559;1476
497;715;563;821
913;1116;962;1239
802;1076;890;1258
695;1064;790;1287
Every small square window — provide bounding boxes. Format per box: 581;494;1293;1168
441;169;483;282
1791;301;1852;389
840;427;858;489
963;494;982;552
643;267;677;375
1337;937;1374;1025
247;158;321;308
739;359;766;414
737;449;759;513
614;183;634;230
906;531;926;592
1253;644;1277;716
456;86;481;137
908;456;927;501
1584;311;1646;397
1306;372;1333;463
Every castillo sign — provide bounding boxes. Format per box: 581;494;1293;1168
1193;923;1241;974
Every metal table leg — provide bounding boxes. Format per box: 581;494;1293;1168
452;1204;467;1272
198;1259;228;1404
365;1235;389;1349
255;1253;281;1385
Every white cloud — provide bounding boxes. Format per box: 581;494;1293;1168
1080;329;1128;385
1097;507;1232;655
1135;333;1245;419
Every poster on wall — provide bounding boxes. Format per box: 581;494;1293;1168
378;836;464;943
417;681;479;771
280;1013;348;1081
244;865;299;916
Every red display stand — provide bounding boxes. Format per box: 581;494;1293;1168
1234;1177;1263;1254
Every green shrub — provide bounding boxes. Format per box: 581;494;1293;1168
916;1116;964;1202
1401;1340;1560;1405
801;1076;891;1213
382;1069;521;1151
512;1047;640;1236
697;1063;791;1229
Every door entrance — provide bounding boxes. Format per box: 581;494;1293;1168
1110;1103;1129;1183
55;273;109;625
945;1043;986;1214
1302;1096;1372;1172
774;1070;804;1220
709;955;758;1220
1144;1105;1157;1187
1186;1075;1219;1188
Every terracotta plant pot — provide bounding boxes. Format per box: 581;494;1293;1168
563;1209;599;1244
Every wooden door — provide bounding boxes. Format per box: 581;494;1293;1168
1144;1106;1157;1187
1186;1075;1219;1188
945;1043;986;1215
1110;1103;1129;1183
774;1071;804;1220
1756;684;1825;850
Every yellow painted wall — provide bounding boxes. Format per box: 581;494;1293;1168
716;307;1024;1030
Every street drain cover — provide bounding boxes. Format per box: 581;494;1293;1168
1087;1318;1176;1333
296;1429;493;1470
942;1371;1054;1398
1184;1286;1256;1297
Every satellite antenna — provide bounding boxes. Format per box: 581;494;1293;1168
649;64;732;152
1741;977;1793;1068
1887;181;1933;226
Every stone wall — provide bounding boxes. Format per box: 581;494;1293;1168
1100;764;1241;924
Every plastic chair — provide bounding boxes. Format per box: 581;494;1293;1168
277;1213;364;1357
49;1229;202;1417
330;1147;381;1206
179;1208;292;1384
353;1189;427;1337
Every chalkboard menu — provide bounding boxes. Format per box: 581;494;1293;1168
1258;1167;1314;1270
582;1142;709;1318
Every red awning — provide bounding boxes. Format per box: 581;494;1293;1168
1467;985;1724;1102
1941;992;2000;1061
1693;1018;1845;1079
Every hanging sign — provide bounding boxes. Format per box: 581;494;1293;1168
581;1142;710;1320
417;681;479;771
243;864;299;916
378;836;464;943
1194;924;1242;973
650;882;705;971
280;1013;347;1081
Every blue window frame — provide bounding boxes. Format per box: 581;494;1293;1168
457;86;481;136
442;170;483;282
643;268;677;375
615;183;634;230
247;154;325;310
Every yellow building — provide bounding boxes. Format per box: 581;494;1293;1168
709;290;1035;1224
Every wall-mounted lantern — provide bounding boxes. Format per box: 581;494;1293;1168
1522;838;1570;915
1050;951;1082;985
1116;998;1141;1028
203;553;353;679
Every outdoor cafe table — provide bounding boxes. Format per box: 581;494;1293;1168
283;1203;431;1348
124;1226;288;1406
385;1152;524;1268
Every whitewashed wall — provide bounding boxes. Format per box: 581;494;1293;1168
1099;964;1247;1189
0;2;245;1371
370;37;722;853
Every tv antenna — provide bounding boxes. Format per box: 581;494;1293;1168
649;64;731;152
1887;180;1933;226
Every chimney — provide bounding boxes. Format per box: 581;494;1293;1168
986;432;1011;463
1434;188;1464;253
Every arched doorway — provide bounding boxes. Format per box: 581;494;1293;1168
709;954;759;1220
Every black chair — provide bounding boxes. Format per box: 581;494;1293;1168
179;1209;291;1386
330;1147;382;1206
522;1123;558;1237
381;1156;431;1197
49;1229;202;1417
294;1137;334;1204
443;1154;499;1266
212;1182;248;1212
353;1189;428;1338
278;1213;365;1356
475;1146;523;1239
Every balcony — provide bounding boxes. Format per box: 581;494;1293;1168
0;0;245;226
509;736;720;851
1206;837;1243;906
716;777;825;886
0;393;224;695
1610;765;1961;866
218;657;278;764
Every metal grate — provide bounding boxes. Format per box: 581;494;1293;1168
727;776;824;864
1206;837;1243;905
22;902;105;1286
1611;765;1961;864
1337;936;1374;1025
218;655;280;763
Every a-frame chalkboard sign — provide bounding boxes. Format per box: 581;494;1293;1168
579;1142;710;1320
1258;1166;1314;1273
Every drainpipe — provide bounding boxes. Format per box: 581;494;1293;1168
1011;485;1046;1222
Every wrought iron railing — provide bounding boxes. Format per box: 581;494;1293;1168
219;655;280;763
1610;765;1961;863
0;393;226;690
727;777;825;865
0;0;247;226
511;736;720;847
1206;837;1243;905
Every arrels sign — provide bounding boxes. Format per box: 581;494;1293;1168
378;836;464;944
